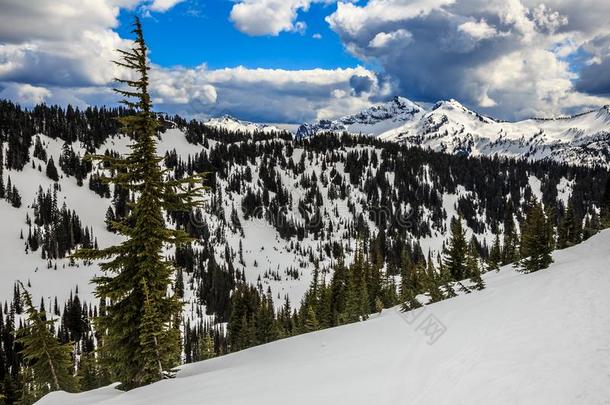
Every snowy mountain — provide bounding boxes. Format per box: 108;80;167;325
40;228;610;404
299;98;610;166
204;115;284;134
296;96;425;139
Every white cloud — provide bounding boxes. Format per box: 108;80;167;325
369;29;412;48
146;0;185;12
457;19;497;40
327;0;610;119
326;0;455;36
0;0;184;90
149;64;381;122
229;0;361;36
531;4;568;34
312;33;323;39
0;83;52;105
230;0;312;36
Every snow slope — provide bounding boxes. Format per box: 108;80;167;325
299;98;610;167
40;229;610;405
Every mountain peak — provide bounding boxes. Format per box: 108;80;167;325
390;95;421;109
296;96;425;139
433;99;468;112
205;115;281;134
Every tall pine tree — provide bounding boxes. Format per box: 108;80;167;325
73;17;203;389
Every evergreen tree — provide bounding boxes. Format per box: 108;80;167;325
502;207;519;265
76;352;101;392
444;217;468;281
104;206;115;232
302;305;320;333
557;200;581;249
73;17;203;389
467;243;485;290
329;254;348;326
399;247;421;311
519;200;554;273
17;283;77;401
45;158;59;182
198;332;216;360
601;176;610;228
488;234;501;272
10;186;21;208
424;253;444;302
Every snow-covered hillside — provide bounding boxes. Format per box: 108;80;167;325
0;123;605;325
298;97;610;166
40;229;610;405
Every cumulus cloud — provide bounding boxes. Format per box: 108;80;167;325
369;29;413;48
151;65;380;122
0;83;52;105
575;35;610;96
0;0;184;95
327;0;610;119
457;19;497;40
229;0;313;36
349;75;375;96
146;0;185;12
229;0;361;36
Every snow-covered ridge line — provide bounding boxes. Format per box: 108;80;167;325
297;97;610;167
203;115;285;134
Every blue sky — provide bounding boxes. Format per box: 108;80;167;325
116;1;361;70
1;0;609;123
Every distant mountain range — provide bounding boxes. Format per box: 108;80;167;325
296;97;610;167
207;97;610;167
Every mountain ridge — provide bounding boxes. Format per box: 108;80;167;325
294;97;610;166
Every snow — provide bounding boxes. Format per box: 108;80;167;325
40;229;610;405
204;116;284;134
557;177;574;207
528;175;543;202
301;97;610;167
